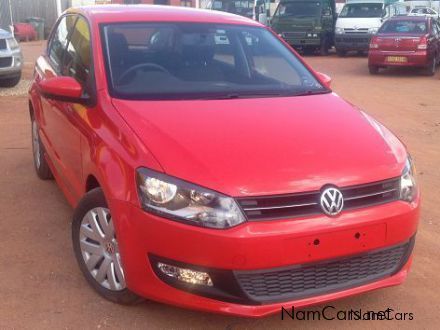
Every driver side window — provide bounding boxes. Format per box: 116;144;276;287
63;17;92;86
48;15;77;72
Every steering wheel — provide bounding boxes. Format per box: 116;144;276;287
117;63;170;85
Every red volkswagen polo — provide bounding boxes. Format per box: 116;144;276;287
29;5;420;317
368;16;440;75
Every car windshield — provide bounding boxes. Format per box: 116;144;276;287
339;3;383;18
379;20;428;34
274;1;322;18
101;23;326;100
211;0;254;18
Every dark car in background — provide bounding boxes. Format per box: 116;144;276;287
368;16;440;75
0;28;23;87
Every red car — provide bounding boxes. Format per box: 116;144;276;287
368;16;440;75
29;5;420;317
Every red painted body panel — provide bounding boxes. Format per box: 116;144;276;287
112;95;406;197
29;5;420;317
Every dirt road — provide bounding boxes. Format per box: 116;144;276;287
0;41;439;329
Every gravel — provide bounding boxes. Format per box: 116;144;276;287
0;79;32;97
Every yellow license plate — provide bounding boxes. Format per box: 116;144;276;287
386;56;407;63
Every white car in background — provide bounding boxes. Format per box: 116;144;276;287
0;29;23;87
409;7;439;19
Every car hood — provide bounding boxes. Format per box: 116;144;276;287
336;17;382;29
112;93;406;197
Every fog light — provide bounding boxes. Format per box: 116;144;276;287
157;262;213;286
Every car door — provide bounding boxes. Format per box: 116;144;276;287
38;15;94;202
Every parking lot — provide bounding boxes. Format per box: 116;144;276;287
0;41;439;329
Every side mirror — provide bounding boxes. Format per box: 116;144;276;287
316;72;332;87
38;76;84;103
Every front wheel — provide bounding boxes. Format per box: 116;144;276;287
31;116;53;180
72;188;143;305
0;73;21;87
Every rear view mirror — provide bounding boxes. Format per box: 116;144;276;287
38;76;85;103
316;72;332;87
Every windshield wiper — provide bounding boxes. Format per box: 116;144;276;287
291;89;330;97
200;92;287;100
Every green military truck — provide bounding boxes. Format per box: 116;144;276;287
270;0;337;55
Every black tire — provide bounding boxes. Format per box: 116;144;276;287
336;48;346;57
0;73;21;87
424;59;436;76
369;65;379;75
319;37;329;56
31;115;53;180
72;188;143;305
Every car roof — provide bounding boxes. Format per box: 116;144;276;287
67;5;261;27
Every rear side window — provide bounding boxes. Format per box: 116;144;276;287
48;15;77;72
63;17;92;85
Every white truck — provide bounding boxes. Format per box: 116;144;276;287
334;0;406;56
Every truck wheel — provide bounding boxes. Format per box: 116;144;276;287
336;49;346;57
31;115;53;180
319;38;329;56
369;66;379;75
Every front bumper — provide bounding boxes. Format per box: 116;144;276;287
335;34;373;51
278;32;322;47
369;50;430;67
110;197;419;317
0;52;23;78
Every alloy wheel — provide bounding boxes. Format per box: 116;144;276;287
79;207;126;291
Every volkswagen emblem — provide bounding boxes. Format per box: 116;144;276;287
320;187;344;216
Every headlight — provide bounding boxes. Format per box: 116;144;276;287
335;27;345;34
7;37;19;50
368;27;379;35
400;157;417;203
136;168;246;229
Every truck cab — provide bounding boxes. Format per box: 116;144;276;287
270;0;337;55
334;0;404;56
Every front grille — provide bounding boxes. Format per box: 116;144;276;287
236;177;400;221
283;32;306;39
0;39;6;50
336;37;371;43
344;28;369;34
0;57;12;68
235;238;413;303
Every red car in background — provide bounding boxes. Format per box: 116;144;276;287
29;5;420;317
368;16;440;75
13;23;37;42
